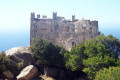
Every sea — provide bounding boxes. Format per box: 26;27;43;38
0;27;120;52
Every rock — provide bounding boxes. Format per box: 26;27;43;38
6;46;35;66
5;60;17;67
6;46;30;56
44;67;59;78
10;55;23;63
40;75;55;80
17;65;38;80
3;70;14;79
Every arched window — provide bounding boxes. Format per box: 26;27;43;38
72;42;76;47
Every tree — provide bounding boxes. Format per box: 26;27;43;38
82;34;120;79
84;34;120;58
30;38;65;67
83;56;116;79
95;67;120;80
65;43;85;71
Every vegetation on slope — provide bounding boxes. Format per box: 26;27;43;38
1;34;120;79
30;38;66;68
30;34;120;79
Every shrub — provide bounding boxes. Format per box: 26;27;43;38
30;38;65;67
65;43;85;71
83;56;116;79
0;51;8;72
95;67;120;80
17;61;25;70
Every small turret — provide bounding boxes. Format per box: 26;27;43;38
31;12;35;19
72;15;75;21
37;14;40;18
53;12;57;20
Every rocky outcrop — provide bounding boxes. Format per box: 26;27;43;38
2;46;90;80
5;59;17;67
9;55;23;63
6;46;35;66
3;70;14;79
6;46;30;56
17;65;38;80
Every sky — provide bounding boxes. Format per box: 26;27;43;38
0;0;120;51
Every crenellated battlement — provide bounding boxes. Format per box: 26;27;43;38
30;12;100;51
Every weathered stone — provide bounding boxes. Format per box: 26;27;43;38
5;60;17;67
6;46;30;56
6;46;35;66
10;55;23;63
40;75;55;80
17;65;38;80
3;70;14;79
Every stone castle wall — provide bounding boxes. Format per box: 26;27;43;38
30;12;100;51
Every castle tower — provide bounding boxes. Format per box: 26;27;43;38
72;15;75;21
53;12;57;20
37;14;40;18
31;12;35;19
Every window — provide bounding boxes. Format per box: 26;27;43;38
82;27;86;32
72;42;76;47
42;29;47;34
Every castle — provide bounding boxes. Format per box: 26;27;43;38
30;12;100;51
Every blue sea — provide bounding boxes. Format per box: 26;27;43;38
0;30;30;52
0;26;119;52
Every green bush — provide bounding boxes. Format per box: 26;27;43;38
95;67;120;80
30;38;65;67
84;34;120;58
0;51;8;72
83;56;116;79
65;43;85;71
0;51;25;76
17;61;25;70
82;34;120;79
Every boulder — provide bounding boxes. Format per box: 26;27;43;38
6;46;35;66
3;70;14;79
40;75;55;80
5;60;17;67
10;55;23;63
17;65;38;80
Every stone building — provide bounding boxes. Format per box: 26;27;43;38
30;12;100;51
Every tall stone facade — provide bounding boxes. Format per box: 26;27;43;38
30;12;100;51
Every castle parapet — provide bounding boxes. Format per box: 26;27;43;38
42;15;47;18
72;15;75;21
37;14;40;18
53;12;57;20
